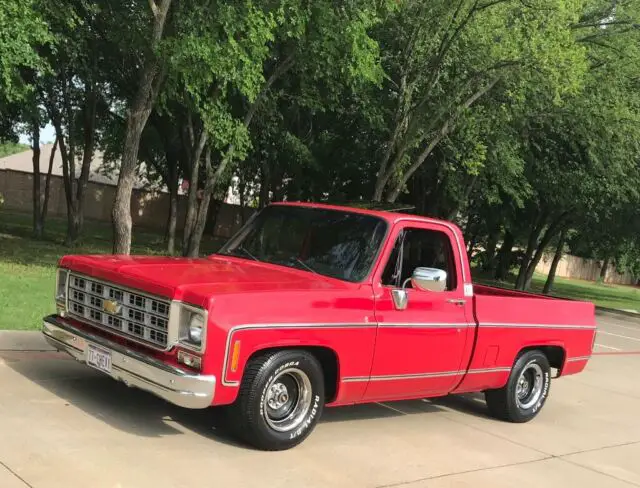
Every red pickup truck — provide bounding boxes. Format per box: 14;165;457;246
43;202;596;450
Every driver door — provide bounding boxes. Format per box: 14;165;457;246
363;220;473;402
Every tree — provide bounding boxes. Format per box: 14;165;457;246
111;0;172;254
369;0;587;203
33;0;126;244
27;102;58;238
1;0;51;236
542;228;569;294
163;0;389;257
0;0;50;103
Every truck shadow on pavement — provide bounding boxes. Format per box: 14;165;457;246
5;351;493;449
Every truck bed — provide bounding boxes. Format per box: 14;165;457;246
472;283;597;328
452;283;597;394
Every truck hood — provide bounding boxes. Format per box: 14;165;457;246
59;254;348;307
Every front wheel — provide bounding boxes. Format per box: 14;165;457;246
485;350;551;423
227;350;325;450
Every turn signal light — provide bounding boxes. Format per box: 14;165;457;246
231;340;241;372
178;350;202;371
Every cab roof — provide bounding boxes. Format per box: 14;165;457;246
271;201;454;227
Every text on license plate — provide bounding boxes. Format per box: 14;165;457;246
87;344;112;373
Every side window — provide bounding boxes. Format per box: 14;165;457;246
381;227;458;291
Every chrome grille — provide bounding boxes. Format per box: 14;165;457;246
67;273;171;349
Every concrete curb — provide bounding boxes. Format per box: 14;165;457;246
596;306;640;322
0;330;56;352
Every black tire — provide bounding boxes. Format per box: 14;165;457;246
484;350;551;423
226;349;325;451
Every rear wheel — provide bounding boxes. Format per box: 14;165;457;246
227;350;325;450
485;350;551;423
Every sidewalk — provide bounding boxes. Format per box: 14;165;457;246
0;330;56;352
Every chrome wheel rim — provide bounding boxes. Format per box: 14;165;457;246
264;367;312;432
516;362;544;409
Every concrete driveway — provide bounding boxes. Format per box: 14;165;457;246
1;313;639;488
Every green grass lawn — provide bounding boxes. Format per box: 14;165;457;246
0;209;224;330
474;271;640;313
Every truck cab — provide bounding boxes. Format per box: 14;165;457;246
42;202;596;450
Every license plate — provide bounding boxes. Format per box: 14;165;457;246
87;344;112;374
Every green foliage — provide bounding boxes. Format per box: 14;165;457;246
0;142;29;157
0;0;51;102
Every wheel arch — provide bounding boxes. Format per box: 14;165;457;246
516;344;566;376
244;345;341;403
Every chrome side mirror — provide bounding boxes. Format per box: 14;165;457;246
411;267;447;292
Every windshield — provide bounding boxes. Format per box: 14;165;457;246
218;205;388;282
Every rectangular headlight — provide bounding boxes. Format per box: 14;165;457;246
55;268;69;305
177;303;207;352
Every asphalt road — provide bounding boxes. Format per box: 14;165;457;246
1;313;639;488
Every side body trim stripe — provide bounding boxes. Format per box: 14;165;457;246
378;323;470;328
342;367;512;383
479;323;596;330
566;355;591;363
221;322;374;386
342;358;590;383
221;322;595;386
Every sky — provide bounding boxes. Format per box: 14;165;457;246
18;123;56;145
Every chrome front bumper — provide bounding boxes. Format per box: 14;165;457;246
42;315;215;409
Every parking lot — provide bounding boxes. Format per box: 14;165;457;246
1;312;639;488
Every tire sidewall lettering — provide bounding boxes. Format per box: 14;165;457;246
531;370;550;414
289;394;320;440
518;361;550;416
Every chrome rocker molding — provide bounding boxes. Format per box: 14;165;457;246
42;315;215;409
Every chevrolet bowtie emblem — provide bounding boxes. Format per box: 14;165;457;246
103;299;121;314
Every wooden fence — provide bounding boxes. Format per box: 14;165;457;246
536;252;636;285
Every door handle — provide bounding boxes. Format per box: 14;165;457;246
447;299;466;306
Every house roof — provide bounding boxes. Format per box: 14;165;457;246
0;144;149;189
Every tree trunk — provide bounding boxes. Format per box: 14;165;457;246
187;193;212;258
599;256;610;282
515;225;543;290
522;214;570;290
40;137;58;228
50;117;80;247
466;234;477;261
464;214;476;251
495;230;515;281
181;121;208;254
239;178;246;221
543;228;567;295
186;147;219;257
272;164;285;202
66;211;81;246
482;227;500;272
372;80;410;202
31;120;42;238
165;157;179;255
259;160;270;209
112;0;172;254
74;80;98;240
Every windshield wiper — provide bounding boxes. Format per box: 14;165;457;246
290;258;318;274
231;245;258;261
